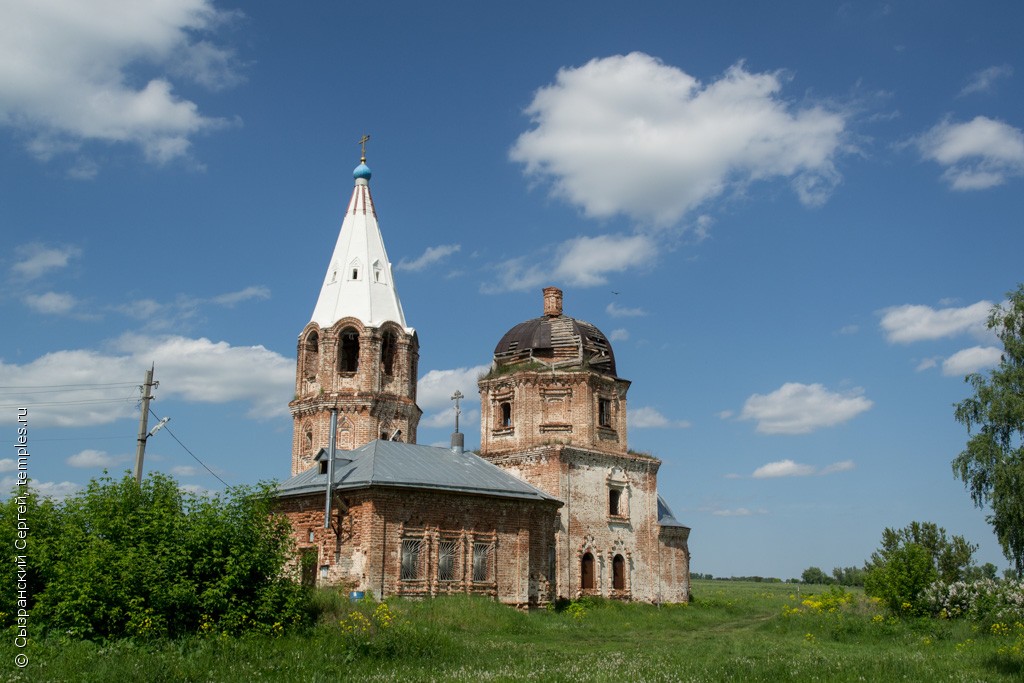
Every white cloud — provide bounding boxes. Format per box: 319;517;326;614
11;244;81;280
879;300;992;343
820;460;855;475
717;410;735;420
752;458;855;478
915;116;1024;190
397;244;461;272
0;0;241;166
606;302;647;318
113;286;270;329
416;365;490;413
421;408;480;430
211;286;270;307
0;333;293;427
739;382;872;434
959;65;1013;97
1;476;81;500
915;357;940;372
484;233;657;293
712;507;764;517
0;459;17;473
554;234;657;287
942;346;1002;376
608;328;629;342
511;53;848;226
837;324;859;335
752;459;815;478
628;406;690;429
67;449;120;468
417;365;489;431
170;465;198;477
179;483;217;496
32;480;82;500
24;292;77;315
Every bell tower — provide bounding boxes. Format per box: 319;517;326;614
289;148;421;475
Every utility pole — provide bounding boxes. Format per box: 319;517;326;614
134;364;157;484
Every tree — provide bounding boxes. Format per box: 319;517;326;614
831;566;866;587
953;285;1024;578
864;542;936;614
866;521;976;584
800;566;831;585
864;521;976;614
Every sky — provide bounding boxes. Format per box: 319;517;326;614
1;0;1022;580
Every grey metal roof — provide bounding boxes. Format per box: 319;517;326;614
657;494;689;529
277;440;561;505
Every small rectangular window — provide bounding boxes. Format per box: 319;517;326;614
401;539;422;580
609;488;621;516
599;398;612;427
472;542;492;582
438;540;457;581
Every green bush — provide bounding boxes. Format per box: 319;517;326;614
865;542;937;615
1;473;311;640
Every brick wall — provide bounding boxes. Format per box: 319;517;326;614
288;318;421;475
277;487;561;607
478;369;631;457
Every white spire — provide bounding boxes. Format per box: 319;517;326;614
310;160;411;332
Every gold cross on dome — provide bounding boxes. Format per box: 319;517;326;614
358;134;370;162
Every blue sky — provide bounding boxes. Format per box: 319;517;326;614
1;0;1022;580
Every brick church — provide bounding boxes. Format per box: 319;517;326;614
275;153;690;606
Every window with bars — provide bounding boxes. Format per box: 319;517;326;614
400;539;423;580
438;540;457;581
473;542;493;582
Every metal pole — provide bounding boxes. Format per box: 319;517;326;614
324;409;337;529
133;364;156;485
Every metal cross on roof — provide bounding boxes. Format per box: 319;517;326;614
451;390;464;434
359;134;370;162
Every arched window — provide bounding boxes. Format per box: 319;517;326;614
338;328;360;373
612;554;625;590
303;421;314;453
303;331;319;379
381;331;397;376
581;552;595;590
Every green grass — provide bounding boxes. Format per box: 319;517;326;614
5;580;1024;681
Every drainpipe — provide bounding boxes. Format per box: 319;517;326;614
324;410;337;529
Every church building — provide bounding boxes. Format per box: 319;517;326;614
275;152;690;605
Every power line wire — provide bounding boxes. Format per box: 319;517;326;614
0;381;138;389
0;386;139;396
0;398;136;409
149;407;230;489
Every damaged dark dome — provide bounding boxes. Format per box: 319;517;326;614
492;287;617;376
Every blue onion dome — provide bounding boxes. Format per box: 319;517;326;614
353;162;372;180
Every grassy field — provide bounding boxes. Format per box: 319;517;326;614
4;579;1024;682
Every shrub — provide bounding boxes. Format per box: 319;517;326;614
865;542;937;615
923;579;1024;623
1;473;311;640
